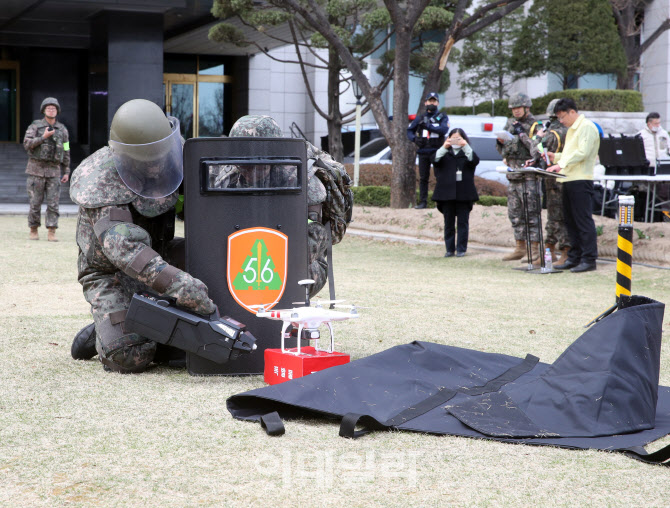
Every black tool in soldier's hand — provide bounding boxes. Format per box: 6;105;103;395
512;122;525;135
124;292;257;364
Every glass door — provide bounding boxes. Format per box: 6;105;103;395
0;61;19;142
164;61;232;138
165;80;195;139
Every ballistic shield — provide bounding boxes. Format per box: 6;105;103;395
183;137;309;375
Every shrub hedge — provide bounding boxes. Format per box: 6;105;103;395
352;186;507;208
344;164;508;197
444;89;643;117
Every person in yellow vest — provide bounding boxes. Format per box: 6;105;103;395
547;98;600;273
23;97;70;241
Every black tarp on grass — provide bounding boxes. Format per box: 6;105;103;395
228;296;670;465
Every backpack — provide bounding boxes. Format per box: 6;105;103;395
308;145;354;244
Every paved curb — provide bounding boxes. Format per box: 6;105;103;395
0;204;79;216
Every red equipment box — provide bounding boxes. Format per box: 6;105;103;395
264;347;350;385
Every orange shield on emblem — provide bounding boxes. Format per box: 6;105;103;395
227;227;288;313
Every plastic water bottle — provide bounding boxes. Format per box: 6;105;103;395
542;248;553;273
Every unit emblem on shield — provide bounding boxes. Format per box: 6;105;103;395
227;227;288;313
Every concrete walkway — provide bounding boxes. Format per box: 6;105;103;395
0;203;79;216
2;203;666;269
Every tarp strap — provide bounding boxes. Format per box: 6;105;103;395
459;354;539;396
260;411;285;436
339;354;539;439
623;444;670;466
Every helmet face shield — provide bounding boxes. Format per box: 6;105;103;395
109;117;183;198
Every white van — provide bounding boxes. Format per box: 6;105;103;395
343;115;510;185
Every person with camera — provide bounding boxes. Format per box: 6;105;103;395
496;93;539;262
431;128;480;257
407;92;450;209
23;97;71;241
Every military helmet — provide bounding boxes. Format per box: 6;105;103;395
40;97;60;114
110;99;173;145
508;92;532;109
546;98;561;117
108;99;183;199
229;115;283;138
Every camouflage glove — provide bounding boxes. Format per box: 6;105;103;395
164;270;216;315
512;122;525;136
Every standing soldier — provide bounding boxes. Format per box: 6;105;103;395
407;92;450;209
496;93;540;262
526;99;570;262
23;97;70;241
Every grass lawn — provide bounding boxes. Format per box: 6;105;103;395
1;215;669;507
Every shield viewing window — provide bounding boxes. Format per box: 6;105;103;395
202;157;302;192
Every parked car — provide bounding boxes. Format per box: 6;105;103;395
343;115;510;185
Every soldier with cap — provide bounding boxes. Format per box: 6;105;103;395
23;97;70;241
496;92;540;262
69;99;216;373
213;115;351;298
525;98;570;262
407;92;450;209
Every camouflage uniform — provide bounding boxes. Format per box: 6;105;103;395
497;113;540;242
528;121;570;250
23;118;70;228
223;115;352;297
70;147;215;373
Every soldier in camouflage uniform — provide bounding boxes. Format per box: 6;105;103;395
496;93;541;262
526;99;570;262
218;115;351;298
69;99;216;373
23;97;71;241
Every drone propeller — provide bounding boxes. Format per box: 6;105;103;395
333;304;370;310
313;299;345;305
292;299;345;306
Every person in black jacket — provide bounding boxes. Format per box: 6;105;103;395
431;128;480;257
407;92;450;209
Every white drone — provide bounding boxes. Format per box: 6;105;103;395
252;279;360;355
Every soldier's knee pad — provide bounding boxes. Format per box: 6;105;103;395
97;332;156;373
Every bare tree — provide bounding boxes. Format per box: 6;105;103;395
609;0;669;89
273;0;432;208
418;0;529;114
210;0;391;161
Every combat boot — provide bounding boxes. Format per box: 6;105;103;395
47;227;58;242
559;246;570;262
545;243;558;262
502;240;525;261
71;323;97;360
521;242;541;263
29;227;39;240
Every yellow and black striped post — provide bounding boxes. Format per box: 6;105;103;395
585;195;635;327
616;195;635;301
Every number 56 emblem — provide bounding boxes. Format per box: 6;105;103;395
227;227;288;313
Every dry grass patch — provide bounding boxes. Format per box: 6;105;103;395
1;216;669;506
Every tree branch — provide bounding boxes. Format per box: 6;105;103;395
287;19;331;120
640;18;670;54
459;0;528;40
